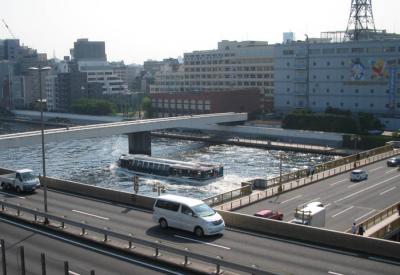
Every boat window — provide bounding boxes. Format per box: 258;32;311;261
149;163;154;169
138;161;143;167
154;164;159;170
134;160;138;166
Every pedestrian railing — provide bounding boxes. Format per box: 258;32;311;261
346;201;400;234
213;146;399;210
0;200;281;275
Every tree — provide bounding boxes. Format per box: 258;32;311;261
140;96;153;118
71;98;116;115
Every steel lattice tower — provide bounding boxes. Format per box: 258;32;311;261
345;0;376;40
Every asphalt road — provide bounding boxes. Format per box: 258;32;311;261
0;218;182;275
235;158;400;231
0;184;399;274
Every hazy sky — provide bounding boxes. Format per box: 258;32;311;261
2;0;399;64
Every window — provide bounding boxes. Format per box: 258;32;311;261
326;75;330;80
355;103;359;107
309;49;321;55
341;75;344;80
352;48;364;53
341;61;345;66
286;75;290;79
340;102;344;107
155;200;180;212
370;103;374;107
337;48;349;54
326;88;330;93
286;100;290;105
383;47;395;53
283;49;294;55
323;49;335;54
326;61;331;66
355;89;359;93
181;205;193;215
370;89;374;94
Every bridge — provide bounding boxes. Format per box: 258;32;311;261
0;112;247;154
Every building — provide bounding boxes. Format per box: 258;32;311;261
151;88;262;118
274;38;400;119
70;38;107;62
150;41;275;113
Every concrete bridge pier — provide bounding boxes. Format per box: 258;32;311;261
128;132;151;155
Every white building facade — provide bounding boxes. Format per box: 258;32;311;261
274;39;400;116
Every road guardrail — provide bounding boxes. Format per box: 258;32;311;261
0;200;281;275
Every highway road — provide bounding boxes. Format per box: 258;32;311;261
0;186;399;274
0;217;183;275
235;158;400;231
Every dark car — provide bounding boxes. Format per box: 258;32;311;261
387;157;400;167
254;209;283;221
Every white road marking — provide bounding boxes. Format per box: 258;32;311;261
328;271;344;275
334;174;400;203
324;203;331;208
72;210;109;220
355;210;376;222
280;195;302;204
379;186;396;195
348;181;364;188
370;166;384;172
385;168;398;174
0;191;25;199
331;206;354;218
304;198;321;205
330;179;347;186
69;271;80;275
173;235;231;250
0;217;183;275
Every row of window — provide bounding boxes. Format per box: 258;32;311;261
152;103;211;111
184;52;235;61
286;101;400;109
184;65;274;71
285;87;400;94
283;46;400;56
154;81;274;86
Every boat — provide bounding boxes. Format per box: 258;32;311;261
117;154;223;184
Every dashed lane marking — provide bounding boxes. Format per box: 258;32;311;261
72;210;109;220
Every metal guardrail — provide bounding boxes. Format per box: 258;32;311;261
213;147;399;211
0;200;279;275
347;201;400;233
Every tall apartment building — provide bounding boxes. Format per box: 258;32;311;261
150;40;275;113
70;38;107;62
274;38;400;118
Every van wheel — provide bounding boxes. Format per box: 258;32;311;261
159;218;168;229
194;226;204;237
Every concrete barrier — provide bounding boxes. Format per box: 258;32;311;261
41;177;156;210
218;210;400;261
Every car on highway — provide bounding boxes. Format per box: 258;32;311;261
386;157;400;167
153;194;225;237
350;169;368;181
254;209;283;220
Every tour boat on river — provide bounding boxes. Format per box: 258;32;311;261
117;154;223;184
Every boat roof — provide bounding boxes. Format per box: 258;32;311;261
120;154;222;171
16;169;34;174
157;194;204;207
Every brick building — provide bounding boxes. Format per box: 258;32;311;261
151;88;265;119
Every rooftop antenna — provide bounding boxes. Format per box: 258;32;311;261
2;19;16;39
345;0;376;40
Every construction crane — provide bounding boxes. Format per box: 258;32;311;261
2;19;16;39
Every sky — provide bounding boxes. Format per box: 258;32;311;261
1;0;399;64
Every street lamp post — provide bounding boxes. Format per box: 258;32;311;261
350;135;361;168
29;66;51;221
278;151;284;193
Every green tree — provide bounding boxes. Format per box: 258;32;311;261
140;96;153;118
71;99;116;115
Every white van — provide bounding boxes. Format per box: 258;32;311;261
153;194;225;237
350;169;368;181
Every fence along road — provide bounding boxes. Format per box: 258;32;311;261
0;187;398;274
231;151;400;232
0;217;179;275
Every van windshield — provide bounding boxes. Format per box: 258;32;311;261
192;203;215;217
20;172;35;181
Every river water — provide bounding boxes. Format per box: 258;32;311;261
0;121;336;199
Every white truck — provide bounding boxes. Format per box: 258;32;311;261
0;169;40;193
292;202;326;227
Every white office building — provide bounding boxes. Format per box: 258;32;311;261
274;38;400;120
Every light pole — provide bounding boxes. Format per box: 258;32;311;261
29;66;51;221
350;135;361;168
278;151;284;193
152;180;166;196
